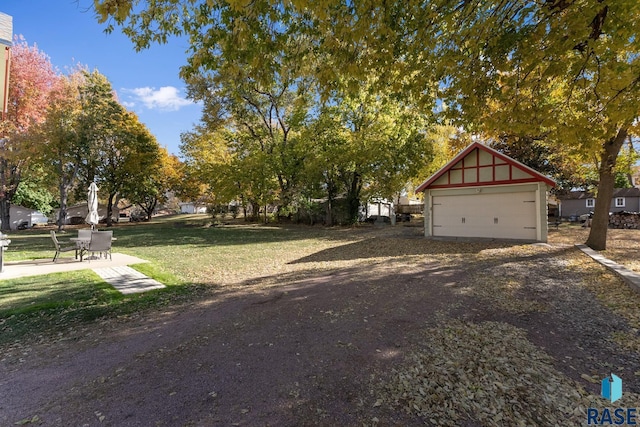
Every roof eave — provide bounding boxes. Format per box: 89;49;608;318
416;141;556;192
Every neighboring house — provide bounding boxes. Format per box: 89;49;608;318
397;194;422;205
361;194;421;222
53;203;119;225
558;188;640;218
8;205;49;230
361;198;393;221
179;203;207;214
547;194;559;218
416;142;555;242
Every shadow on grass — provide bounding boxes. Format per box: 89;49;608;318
0;265;201;346
288;235;534;264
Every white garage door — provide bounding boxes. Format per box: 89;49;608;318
432;191;537;240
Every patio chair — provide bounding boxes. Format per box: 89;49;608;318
51;230;77;262
78;229;92;240
81;230;113;261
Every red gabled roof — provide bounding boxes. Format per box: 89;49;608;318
416;141;556;192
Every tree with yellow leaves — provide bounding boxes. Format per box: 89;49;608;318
95;0;640;248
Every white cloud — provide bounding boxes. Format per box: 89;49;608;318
121;100;136;109
123;86;193;111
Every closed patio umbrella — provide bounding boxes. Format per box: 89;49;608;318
85;182;99;230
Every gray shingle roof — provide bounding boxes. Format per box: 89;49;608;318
559;188;640;200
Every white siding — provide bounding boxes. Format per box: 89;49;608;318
432;191;537;240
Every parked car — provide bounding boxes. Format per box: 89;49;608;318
118;213;131;222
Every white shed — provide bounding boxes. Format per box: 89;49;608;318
179;203;207;214
416;142;555;242
53;203;118;225
8;205;49;230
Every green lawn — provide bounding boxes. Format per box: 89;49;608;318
0;215;363;345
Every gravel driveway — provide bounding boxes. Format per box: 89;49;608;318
1;226;639;426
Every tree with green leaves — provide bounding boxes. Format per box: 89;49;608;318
12;166;56;215
127;147;181;221
97;110;161;226
428;0;640;250
304;84;432;224
76;69;124;190
180;124;279;222
300;107;348;225
35;68;87;229
181;22;313;218
67;69;162;226
95;0;640;248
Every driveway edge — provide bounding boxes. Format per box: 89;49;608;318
575;244;640;294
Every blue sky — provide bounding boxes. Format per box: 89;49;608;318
1;0;202;156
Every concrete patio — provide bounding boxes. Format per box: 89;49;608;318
0;253;166;294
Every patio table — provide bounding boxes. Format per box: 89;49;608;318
70;235;117;260
69;238;87;257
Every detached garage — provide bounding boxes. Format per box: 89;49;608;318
416;142;555;242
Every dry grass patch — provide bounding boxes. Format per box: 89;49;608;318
377;319;640;426
379;320;589;426
549;226;640;274
566;251;640;354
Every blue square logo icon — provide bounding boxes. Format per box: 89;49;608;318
601;374;622;403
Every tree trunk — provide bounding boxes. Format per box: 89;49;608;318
0;198;9;232
106;192;116;227
57;184;69;231
248;199;259;221
277;175;287;223
57;169;77;231
325;178;336;227
585;127;629;250
137;198;156;221
345;172;361;224
146;199;157;221
625;135;636;186
0;157;19;232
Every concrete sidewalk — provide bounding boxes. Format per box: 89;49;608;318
93;265;166;294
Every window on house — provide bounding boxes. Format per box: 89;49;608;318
615;197;625;208
586;198;595;208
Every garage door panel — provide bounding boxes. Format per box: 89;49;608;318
432;192;537;240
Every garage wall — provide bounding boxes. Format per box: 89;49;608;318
423;182;550;242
